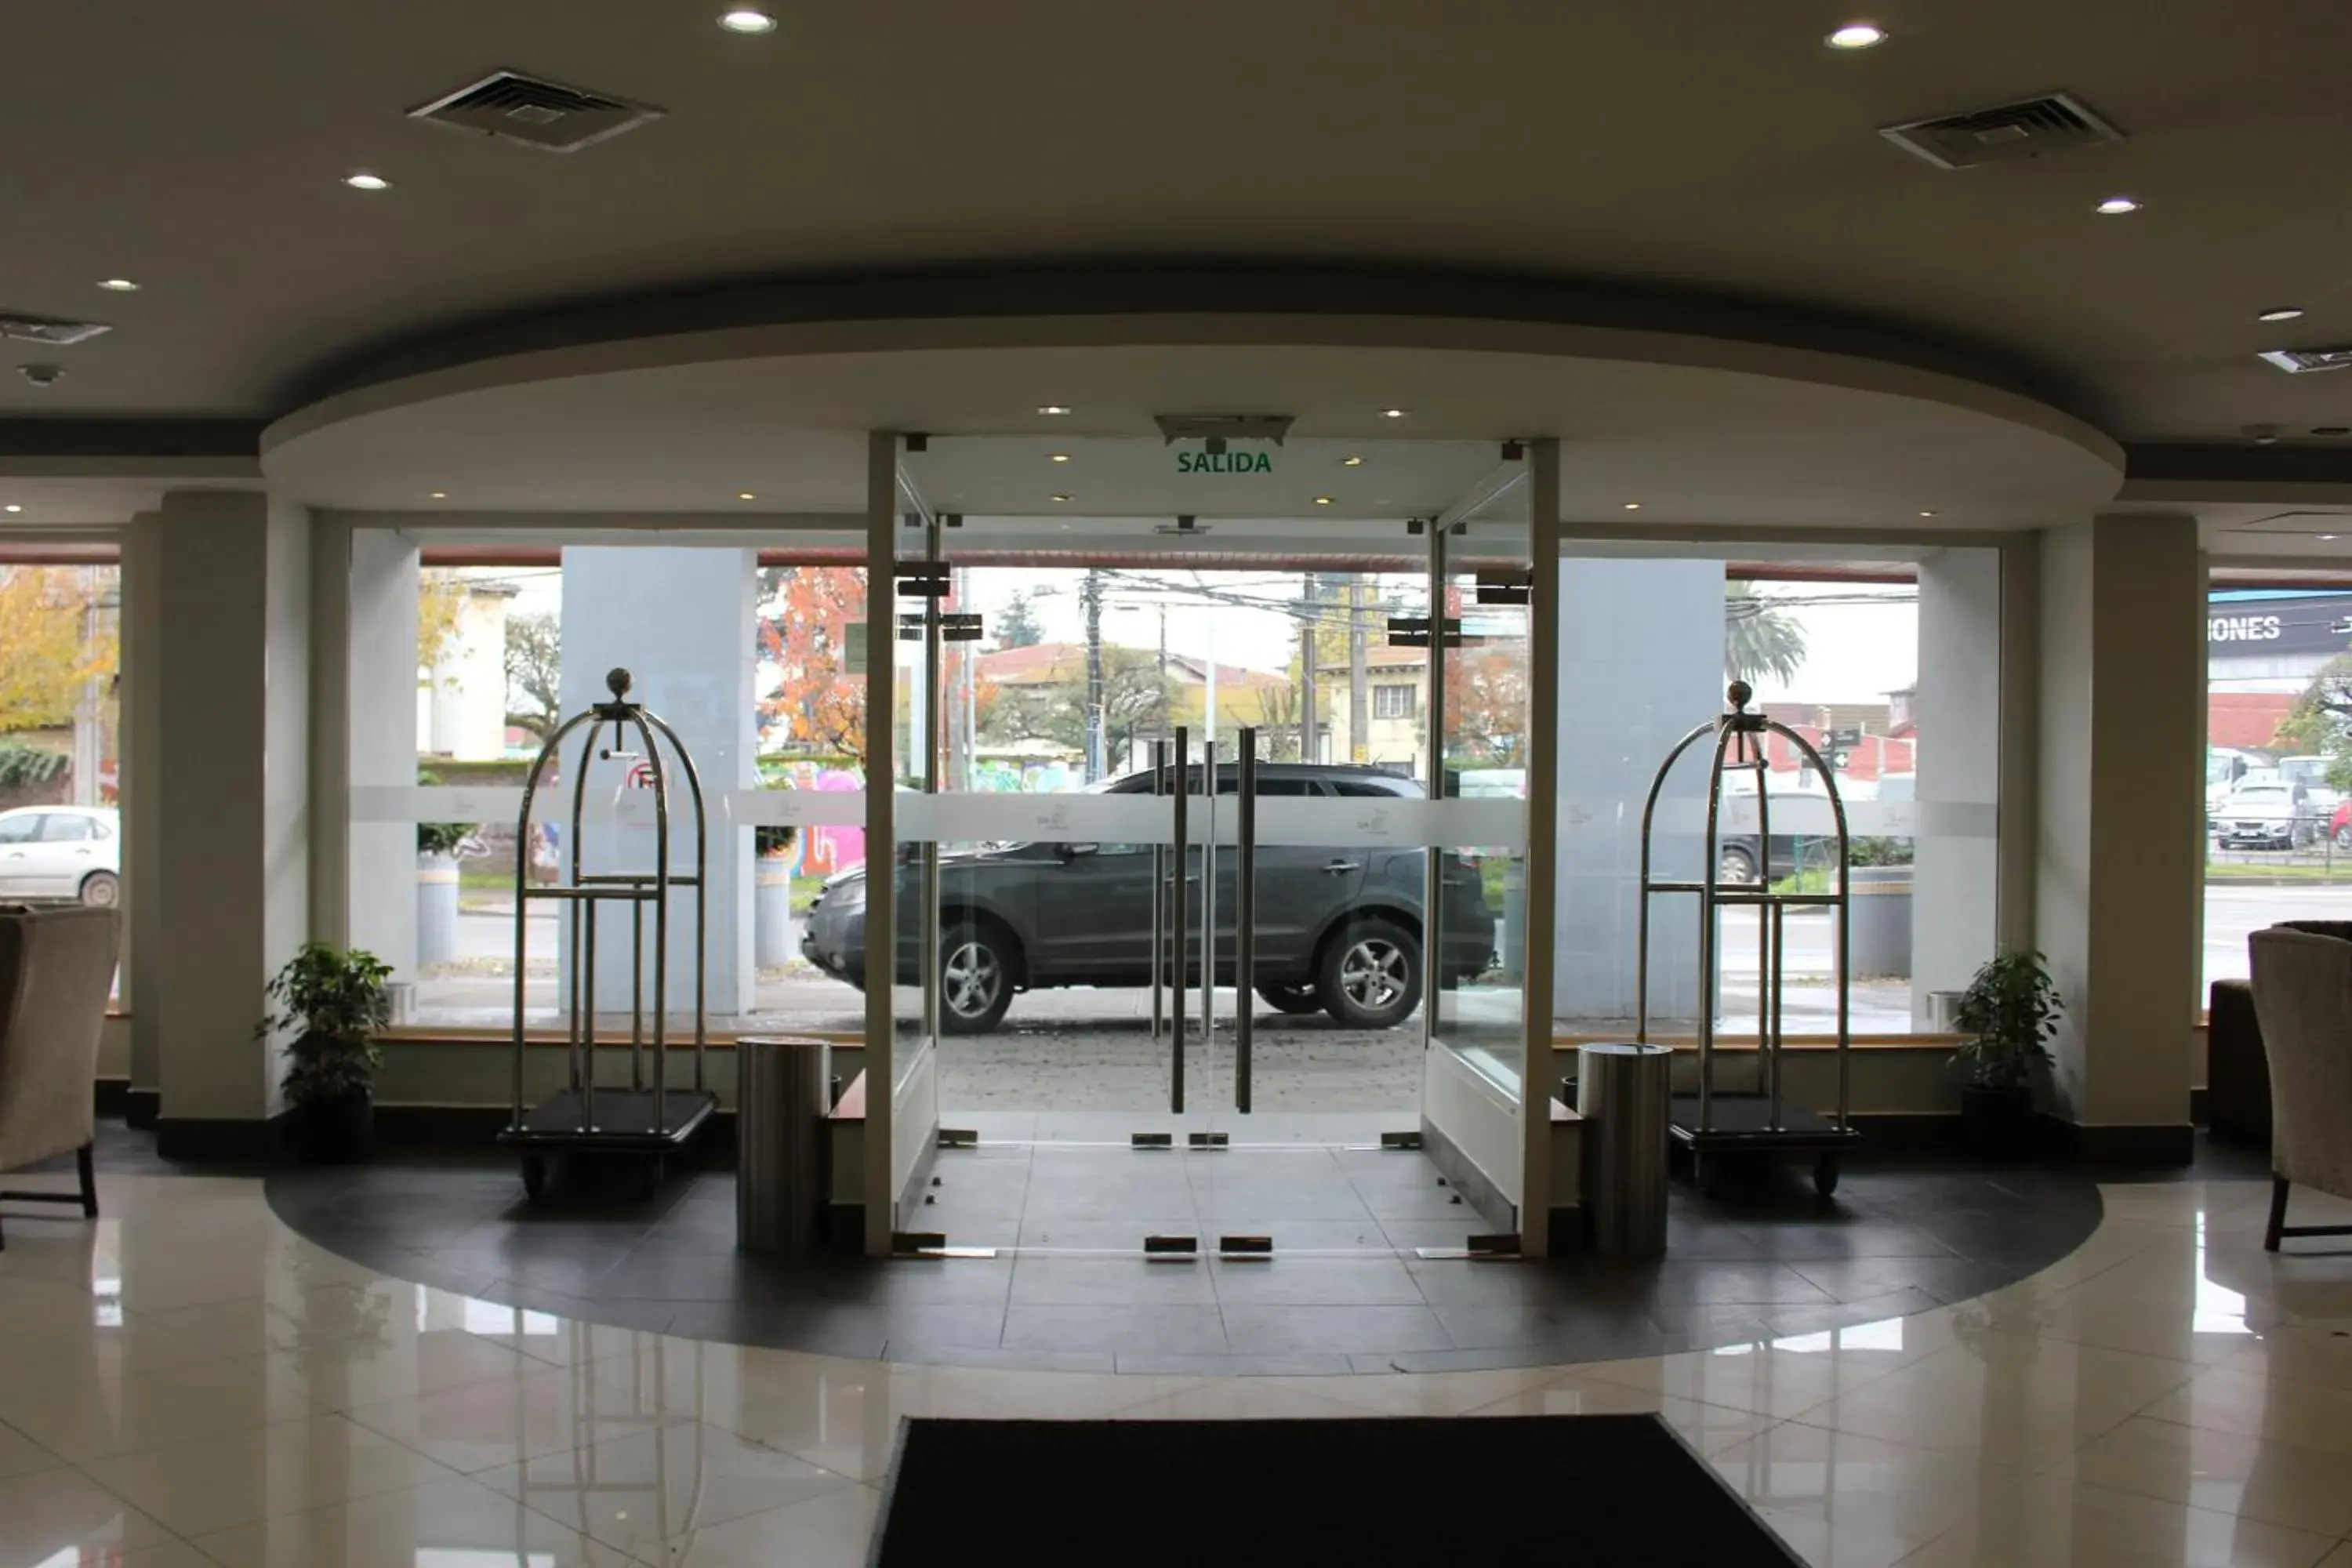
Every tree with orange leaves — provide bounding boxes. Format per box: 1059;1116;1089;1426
757;566;869;764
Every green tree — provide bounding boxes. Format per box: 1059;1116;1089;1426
993;591;1044;650
977;648;1169;764
1725;581;1807;687
2273;650;2352;789
504;611;562;741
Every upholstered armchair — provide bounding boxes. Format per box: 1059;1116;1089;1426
0;904;121;1249
2245;920;2352;1252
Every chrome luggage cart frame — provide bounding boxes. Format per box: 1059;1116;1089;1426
1637;681;1862;1199
499;667;716;1198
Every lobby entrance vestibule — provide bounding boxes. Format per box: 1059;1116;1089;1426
865;432;1551;1262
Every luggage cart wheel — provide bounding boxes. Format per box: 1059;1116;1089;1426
1812;1154;1841;1199
521;1154;550;1200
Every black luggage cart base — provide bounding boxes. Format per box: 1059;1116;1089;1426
1669;1094;1863;1197
498;1088;718;1197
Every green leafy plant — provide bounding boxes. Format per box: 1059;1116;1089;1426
1848;836;1915;868
259;943;393;1106
414;766;474;858
1951;949;2061;1091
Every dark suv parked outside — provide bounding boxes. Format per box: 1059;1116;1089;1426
801;763;1497;1033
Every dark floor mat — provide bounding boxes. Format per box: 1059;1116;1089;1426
871;1414;1802;1566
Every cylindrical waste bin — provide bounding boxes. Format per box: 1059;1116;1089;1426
736;1035;831;1255
1577;1042;1673;1257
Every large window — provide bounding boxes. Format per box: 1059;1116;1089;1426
0;557;122;999
1553;549;1999;1040
2200;582;2352;1001
347;532;867;1035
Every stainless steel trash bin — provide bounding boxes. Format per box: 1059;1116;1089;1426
1577;1042;1673;1256
737;1035;830;1255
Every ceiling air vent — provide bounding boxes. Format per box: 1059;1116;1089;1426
0;313;111;346
2259;347;2352;375
1879;93;2123;169
408;71;662;153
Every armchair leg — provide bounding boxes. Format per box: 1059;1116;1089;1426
2266;1177;2291;1252
78;1142;97;1218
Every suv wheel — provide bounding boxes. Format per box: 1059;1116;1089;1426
939;924;1015;1034
80;870;120;909
1254;982;1323;1015
1319;920;1423;1030
1717;845;1758;885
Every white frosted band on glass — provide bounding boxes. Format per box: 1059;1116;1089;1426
350;786;526;822
1251;797;1526;848
897;791;1174;844
1607;797;1994;838
724;789;868;827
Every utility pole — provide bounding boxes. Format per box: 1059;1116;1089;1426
1347;577;1368;764
1298;572;1318;764
1082;568;1105;781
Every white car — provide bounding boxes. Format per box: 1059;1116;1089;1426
0;805;121;906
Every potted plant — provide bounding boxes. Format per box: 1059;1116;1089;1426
259;942;393;1163
1951;949;2061;1157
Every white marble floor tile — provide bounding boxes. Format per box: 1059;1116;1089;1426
78;1412;460;1537
190;1474;641;1568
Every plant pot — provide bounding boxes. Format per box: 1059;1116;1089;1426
294;1091;375;1163
1958;1083;2033;1159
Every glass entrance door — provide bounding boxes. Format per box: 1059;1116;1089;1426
893;435;1530;1149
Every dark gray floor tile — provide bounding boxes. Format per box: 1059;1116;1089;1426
1000;1305;1230;1356
1011;1255;1219;1306
1221;1305;1453;1356
895;1344;1118;1373
1014;1217;1202;1250
1786;1255;2013;1305
1207;1256;1425;1307
1631;1261;1841;1306
1114;1352;1359;1377
871;1302;1011;1350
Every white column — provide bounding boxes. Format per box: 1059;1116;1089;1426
148;492;313;1148
2034;514;2201;1145
347;529;421;978
1912;548;2002;1024
557;547;758;1020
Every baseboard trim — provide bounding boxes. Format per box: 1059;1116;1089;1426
154;1114;285;1163
2189;1086;2209;1127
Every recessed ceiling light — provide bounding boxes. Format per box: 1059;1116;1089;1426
1918;510;1937;517
2095;195;2140;215
429;491;447;500
1623;502;1642;510
1049;453;1071;464
345;172;390;191
1824;22;1886;49
2258;307;2307;323
1380;408;1408;419
718;8;778;32
1051;493;1073;503
738;491;757;500
2323;534;2340;542
1341;455;1365;467
1037;405;1071;416
2254;434;2281;446
3;504;21;514
96;278;140;292
1312;495;1334;506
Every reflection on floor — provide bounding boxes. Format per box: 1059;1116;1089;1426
267;1122;2104;1374
5;1154;2352;1566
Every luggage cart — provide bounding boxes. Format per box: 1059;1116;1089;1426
1637;681;1862;1199
499;667;716;1199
